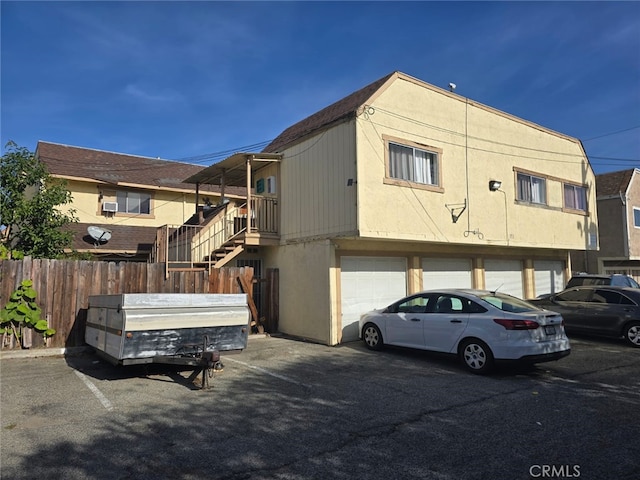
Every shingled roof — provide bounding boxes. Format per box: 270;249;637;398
64;223;156;254
36;141;242;195
596;169;636;197
262;72;396;153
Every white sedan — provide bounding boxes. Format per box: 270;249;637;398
358;289;571;374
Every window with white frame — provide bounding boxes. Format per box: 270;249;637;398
633;207;640;228
116;190;151;215
563;183;587;212
517;172;547;205
388;141;439;186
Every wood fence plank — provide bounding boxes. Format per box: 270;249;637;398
237;271;258;327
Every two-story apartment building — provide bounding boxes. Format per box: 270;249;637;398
35;141;245;262
571;168;640;281
187;71;598;345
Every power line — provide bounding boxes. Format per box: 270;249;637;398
582;125;640;142
173;139;273;164
365;106;640;165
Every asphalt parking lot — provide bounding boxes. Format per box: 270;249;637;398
1;334;639;480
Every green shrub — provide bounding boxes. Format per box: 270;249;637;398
0;279;55;347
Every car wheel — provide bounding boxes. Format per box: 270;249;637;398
459;338;494;374
623;322;640;348
362;323;384;351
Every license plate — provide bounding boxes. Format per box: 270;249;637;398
544;325;556;335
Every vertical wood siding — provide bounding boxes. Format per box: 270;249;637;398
280;121;358;241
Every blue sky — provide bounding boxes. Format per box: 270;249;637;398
1;1;639;174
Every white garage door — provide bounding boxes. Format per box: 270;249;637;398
422;258;473;289
484;259;523;298
534;260;565;297
340;256;407;343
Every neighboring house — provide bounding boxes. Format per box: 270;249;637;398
178;71;598;345
35;141;244;262
571;168;640;282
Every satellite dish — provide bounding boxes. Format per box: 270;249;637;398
87;226;112;244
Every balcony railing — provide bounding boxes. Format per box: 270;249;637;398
153;196;279;274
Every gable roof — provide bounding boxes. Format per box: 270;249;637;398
262;70;585;157
596;169;637;197
36;141;242;195
262;72;397;153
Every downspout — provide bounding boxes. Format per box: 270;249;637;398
246;155;252;234
195;182;200;215
620;191;629;257
220;169;226;205
465;97;471;232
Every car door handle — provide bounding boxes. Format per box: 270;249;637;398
410;318;421;322
450;319;462;323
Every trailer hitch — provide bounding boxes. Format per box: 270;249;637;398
186;335;223;389
198;349;222;389
158;335;223;389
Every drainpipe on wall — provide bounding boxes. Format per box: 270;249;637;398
620;192;630;257
246;155;252;234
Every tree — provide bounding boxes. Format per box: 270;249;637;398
0;141;78;258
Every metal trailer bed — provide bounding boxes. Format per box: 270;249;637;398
85;293;251;388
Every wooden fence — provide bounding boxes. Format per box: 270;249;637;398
0;258;260;350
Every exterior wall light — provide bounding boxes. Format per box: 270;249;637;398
489;180;502;191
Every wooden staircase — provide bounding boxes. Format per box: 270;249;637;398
156;196;279;273
211;233;245;268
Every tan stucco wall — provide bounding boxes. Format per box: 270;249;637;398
263;240;334;344
355;76;598;251
253;163;279;198
62;179;214;227
626;172;640;258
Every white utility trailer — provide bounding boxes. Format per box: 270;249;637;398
85;293;251;388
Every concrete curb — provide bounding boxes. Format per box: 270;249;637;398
0;346;89;360
0;334;271;360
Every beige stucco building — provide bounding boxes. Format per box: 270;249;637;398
190;72;598;345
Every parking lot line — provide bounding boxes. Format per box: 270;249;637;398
224;357;312;388
74;370;114;411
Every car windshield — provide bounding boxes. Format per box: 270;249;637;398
480;292;541;313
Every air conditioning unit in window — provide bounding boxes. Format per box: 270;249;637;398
102;202;118;213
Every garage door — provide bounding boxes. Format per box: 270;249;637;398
484;259;523;298
340;256;407;343
534;260;565;298
423;258;472;289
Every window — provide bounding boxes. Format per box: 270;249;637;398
480;292;537;313
634;207;640;228
388;142;439;186
395;295;431;313
590;289;636;305
556;288;592;302
564;183;587;212
267;176;276;194
517;173;546;205
116;190;151;215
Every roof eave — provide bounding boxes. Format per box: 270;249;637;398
183;152;283;186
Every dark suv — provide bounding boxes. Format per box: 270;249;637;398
566;274;640;289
